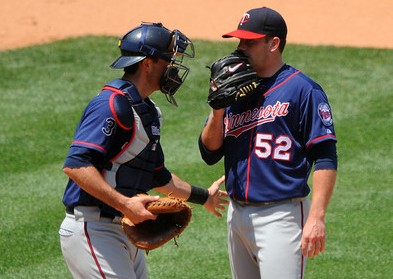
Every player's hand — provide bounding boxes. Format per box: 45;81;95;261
204;175;229;217
301;216;326;258
121;195;160;225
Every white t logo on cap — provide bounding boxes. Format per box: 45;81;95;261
239;13;250;26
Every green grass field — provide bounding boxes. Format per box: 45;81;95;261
1;37;392;278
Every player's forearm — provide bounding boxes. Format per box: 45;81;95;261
154;174;192;200
155;174;228;217
201;109;225;151
63;166;129;212
308;169;337;219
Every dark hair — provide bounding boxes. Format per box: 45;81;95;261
124;63;139;74
123;56;160;74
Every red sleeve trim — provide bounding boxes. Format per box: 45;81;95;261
306;134;337;149
71;140;107;153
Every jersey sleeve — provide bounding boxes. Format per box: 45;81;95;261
66;91;134;162
151;165;172;187
300;88;337;150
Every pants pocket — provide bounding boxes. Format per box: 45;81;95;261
59;216;75;237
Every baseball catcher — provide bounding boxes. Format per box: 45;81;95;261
60;21;229;279
207;50;260;109
122;196;192;251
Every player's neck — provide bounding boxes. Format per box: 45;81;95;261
122;73;155;100
258;60;285;78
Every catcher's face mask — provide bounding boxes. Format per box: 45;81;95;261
160;30;195;106
110;23;194;106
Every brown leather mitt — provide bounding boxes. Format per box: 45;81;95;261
122;197;192;251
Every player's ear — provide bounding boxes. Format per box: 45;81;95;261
269;37;281;52
140;57;154;73
141;58;149;68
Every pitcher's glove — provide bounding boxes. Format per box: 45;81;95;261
207;51;260;109
122;196;192;251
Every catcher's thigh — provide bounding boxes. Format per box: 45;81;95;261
59;206;147;279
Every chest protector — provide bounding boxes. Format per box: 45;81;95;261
101;79;165;198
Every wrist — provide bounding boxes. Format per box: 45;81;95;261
308;209;326;221
188;185;209;205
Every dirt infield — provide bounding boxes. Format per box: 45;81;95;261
1;0;392;51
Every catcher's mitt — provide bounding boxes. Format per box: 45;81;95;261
122;196;192;251
208;51;260;109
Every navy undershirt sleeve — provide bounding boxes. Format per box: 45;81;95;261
310;140;338;170
198;134;224;165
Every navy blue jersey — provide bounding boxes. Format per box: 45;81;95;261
202;65;336;203
62;79;171;210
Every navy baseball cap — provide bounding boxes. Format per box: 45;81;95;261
222;7;287;40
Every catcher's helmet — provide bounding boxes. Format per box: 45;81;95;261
110;22;195;106
111;23;173;68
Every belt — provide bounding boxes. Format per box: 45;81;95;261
66;206;119;220
233;197;305;207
